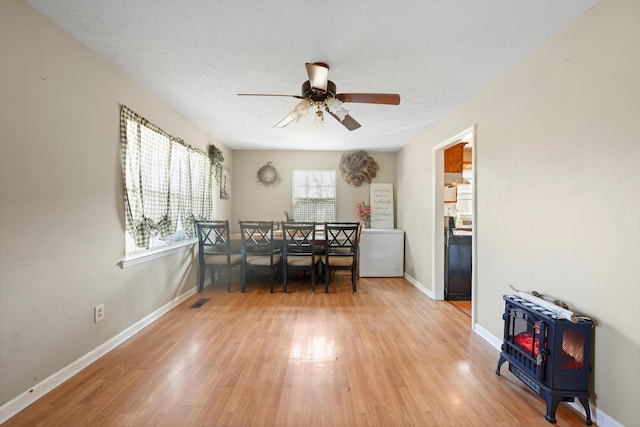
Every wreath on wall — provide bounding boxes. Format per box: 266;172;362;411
338;151;379;187
256;162;280;186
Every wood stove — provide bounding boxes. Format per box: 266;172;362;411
496;294;593;424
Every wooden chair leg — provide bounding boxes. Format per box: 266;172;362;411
269;267;274;293
352;269;357;293
324;268;330;293
283;265;288;293
198;266;205;292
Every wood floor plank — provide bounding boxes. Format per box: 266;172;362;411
3;272;593;426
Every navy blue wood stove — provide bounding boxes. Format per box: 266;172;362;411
496;294;593;424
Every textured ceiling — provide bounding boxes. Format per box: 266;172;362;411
26;0;598;151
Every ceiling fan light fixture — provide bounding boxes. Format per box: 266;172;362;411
326;98;349;121
290;98;312;122
314;109;325;126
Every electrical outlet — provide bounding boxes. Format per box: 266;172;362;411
94;304;104;323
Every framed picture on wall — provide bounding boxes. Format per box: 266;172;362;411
220;167;231;200
370;183;394;229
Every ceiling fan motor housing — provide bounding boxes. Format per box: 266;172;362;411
302;80;336;102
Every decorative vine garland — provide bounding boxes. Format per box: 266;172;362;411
338;151;379;187
256;162;280;186
208;144;225;184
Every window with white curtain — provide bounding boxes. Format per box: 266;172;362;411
292;170;336;222
120;105;212;255
456;168;473;215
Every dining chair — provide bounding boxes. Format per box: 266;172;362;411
281;222;322;293
238;220;282;293
323;222;361;293
195;220;242;292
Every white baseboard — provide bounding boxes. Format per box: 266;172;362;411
403;272;434;299
473;323;502;351
592;407;624;427
0;286;198;425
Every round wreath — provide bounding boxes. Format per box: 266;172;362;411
339;151;379;187
256;162;280;186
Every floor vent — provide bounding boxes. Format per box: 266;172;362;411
189;298;210;309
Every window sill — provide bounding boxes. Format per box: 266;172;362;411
120;238;197;269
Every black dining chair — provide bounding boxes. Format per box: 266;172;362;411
238;220;282;293
195;220;242;292
323;222;361;293
281;222;322;293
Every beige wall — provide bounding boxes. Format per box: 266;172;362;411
3;0;639;424
398;0;639;424
230;150;397;232
0;0;231;406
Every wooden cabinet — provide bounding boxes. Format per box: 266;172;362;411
444;142;468;186
445;217;471;300
444;142;466;173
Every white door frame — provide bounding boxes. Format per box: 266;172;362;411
431;125;477;324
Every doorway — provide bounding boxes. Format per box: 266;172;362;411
431;126;476;324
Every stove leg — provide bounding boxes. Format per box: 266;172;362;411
544;395;562;423
578;397;593;425
496;354;507;375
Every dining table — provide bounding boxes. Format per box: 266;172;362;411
230;226;328;251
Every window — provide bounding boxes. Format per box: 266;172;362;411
120;106;212;255
456;168;473;214
292;170;336;222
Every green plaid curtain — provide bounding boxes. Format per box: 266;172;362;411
169;142;189;240
292;197;336;222
121;106;172;248
181;148;212;238
120;105;212;248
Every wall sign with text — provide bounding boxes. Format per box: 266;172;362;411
370;183;394;229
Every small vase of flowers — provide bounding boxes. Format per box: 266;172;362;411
356;201;372;228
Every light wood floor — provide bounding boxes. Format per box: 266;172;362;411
4;273;592;426
447;300;472;318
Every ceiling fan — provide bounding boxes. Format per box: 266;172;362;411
238;62;400;131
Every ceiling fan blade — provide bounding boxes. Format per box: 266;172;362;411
238;93;303;99
305;62;329;94
336;93;400;105
326;110;361;131
274;114;296;128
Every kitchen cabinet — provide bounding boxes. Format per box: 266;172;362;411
444;142;466;172
444;142;468;186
